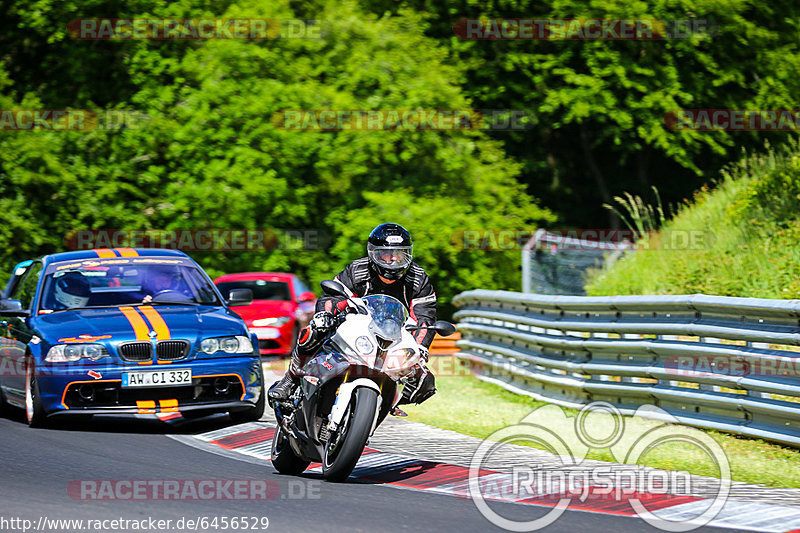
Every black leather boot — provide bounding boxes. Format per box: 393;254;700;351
268;372;299;401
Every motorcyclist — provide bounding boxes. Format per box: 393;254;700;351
268;223;438;405
53;271;91;309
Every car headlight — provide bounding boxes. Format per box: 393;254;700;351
252;316;292;327
200;336;254;354
355;335;374;355
46;343;109;363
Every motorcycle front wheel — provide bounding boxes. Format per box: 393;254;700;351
322;387;378;482
271;424;310;475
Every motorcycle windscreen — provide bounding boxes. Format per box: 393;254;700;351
361;294;409;342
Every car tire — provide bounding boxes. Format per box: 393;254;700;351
25;359;48;428
229;366;266;423
0;384;9;417
230;390;265;423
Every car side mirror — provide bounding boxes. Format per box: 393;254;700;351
433;320;456;337
0;299;28;317
226;288;253;307
297;291;316;303
320;280;349;298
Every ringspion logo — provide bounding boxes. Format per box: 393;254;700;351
469;402;730;531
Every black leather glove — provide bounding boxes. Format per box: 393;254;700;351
309;311;335;332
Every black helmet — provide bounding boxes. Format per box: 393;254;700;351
54;271;91;308
367;223;413;280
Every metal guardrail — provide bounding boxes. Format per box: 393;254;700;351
453;290;800;447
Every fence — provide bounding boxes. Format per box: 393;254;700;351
521;229;630;295
453;289;800;447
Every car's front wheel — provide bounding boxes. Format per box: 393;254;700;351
0;383;10;417
25;359;48;428
229;367;266;423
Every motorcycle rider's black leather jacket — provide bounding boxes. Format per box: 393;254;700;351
316;257;438;348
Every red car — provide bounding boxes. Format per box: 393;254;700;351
213;273;316;356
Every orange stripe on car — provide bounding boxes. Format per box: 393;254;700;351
115;248;139;257
119;306;150;341
92;249;117;258
139;306;171;340
159;399;179;413
136;400;157;414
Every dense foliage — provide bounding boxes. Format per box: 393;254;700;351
2;0;799;310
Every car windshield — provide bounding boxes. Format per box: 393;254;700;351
362;294;409;342
216;280;291;301
40;257;221;311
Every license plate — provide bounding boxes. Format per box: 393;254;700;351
122;369;192;388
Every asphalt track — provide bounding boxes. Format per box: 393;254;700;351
0;411;751;533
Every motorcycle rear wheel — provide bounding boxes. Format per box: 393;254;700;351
322;387;378;482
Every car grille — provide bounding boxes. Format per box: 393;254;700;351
157;340;190;361
119;342;153;362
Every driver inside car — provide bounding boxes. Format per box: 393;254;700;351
52;271;92;310
141;265;181;304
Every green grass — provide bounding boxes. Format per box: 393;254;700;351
585;142;800;297
403;370;800;488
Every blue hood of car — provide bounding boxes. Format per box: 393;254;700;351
32;305;249;353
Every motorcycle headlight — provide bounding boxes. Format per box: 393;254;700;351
386;348;416;370
252;316;292;327
355;335;374;355
46;343;109;363
200;336;254;354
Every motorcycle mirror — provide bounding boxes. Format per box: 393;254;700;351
405;320;457;336
433;320;456;336
320;280;349;298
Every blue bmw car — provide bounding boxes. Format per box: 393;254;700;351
0;248;265;427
